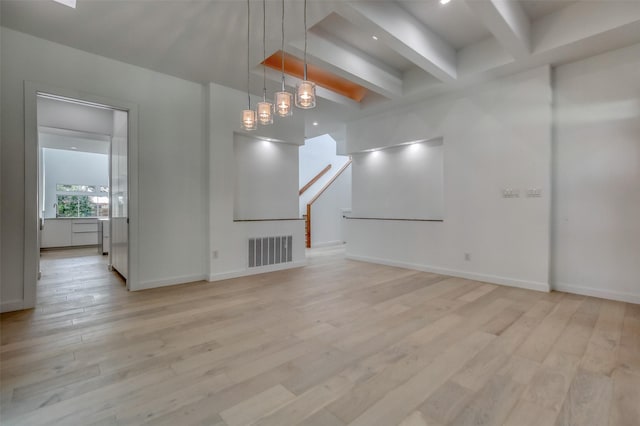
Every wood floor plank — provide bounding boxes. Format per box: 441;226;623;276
299;409;346;426
219;384;296;426
396;410;434;426
554;369;613;426
609;368;640;426
480;306;524;336
457;283;498;303
325;314;466;423
516;296;583;363
144;363;298;426
520;351;580;412
3;365;177;426
580;300;626;376
618;304;640;374
111;370;232;425
417;380;475;425
253;375;352;426
11;364;101;402
449;298;551;392
347;331;496;426
503;400;557;426
1;247;638;426
550;298;601;358
449;374;525;426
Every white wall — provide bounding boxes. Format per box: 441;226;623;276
352;140;444;220
345;67;552;292
234;134;298;220
298;134;350;216
310;164;352;248
37;96;113;136
552;43;640;303
209;83;306;282
41;148;109;218
1;28;207;309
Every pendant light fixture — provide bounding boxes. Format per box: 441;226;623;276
295;0;316;109
241;0;257;131
274;0;293;117
257;0;274;125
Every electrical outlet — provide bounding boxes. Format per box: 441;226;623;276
464;253;471;261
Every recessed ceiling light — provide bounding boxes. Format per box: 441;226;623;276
313;121;318;126
70;146;78;150
439;0;451;5
372;35;378;41
52;0;77;8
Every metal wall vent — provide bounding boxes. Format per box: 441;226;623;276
248;236;293;268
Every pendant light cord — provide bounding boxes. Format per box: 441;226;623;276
247;0;251;109
281;0;285;90
263;0;267;102
303;0;307;81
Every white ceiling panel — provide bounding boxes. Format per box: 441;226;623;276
311;12;416;73
398;0;493;49
518;0;578;20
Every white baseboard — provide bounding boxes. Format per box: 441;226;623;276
209;260;307;282
311;240;344;249
553;283;640;304
345;254;550;293
134;274;208;291
1;299;25;313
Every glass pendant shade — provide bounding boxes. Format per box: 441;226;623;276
257;101;274;125
295;80;316;109
241;109;257;131
275;90;293;117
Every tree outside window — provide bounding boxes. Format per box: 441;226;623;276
55;184;109;217
56;195;97;217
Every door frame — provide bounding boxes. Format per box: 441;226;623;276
24;81;139;307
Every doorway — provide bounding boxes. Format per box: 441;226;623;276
24;82;139;309
298;134;352;249
38;93;129;284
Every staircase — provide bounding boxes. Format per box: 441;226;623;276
300;160;352;248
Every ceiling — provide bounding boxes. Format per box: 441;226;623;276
312;13;415;74
398;0;492;50
519;0;579;20
3;0;640;138
39;130;111;155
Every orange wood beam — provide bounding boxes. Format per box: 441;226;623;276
263;51;368;102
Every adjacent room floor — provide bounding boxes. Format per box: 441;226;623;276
1;247;638;425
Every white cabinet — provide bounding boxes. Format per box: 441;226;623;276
41;219;72;247
99;219;110;254
41;218;99;248
71;219;98;246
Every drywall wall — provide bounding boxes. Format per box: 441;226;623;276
299;134;350;216
352;140;444;220
37;96;113;136
345;66;553;292
552;43;640;303
310;164;352;248
41;148;109;218
208;82;306;281
1;27;207;309
234;134;298;220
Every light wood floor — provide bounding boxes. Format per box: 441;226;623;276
1;247;638;426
